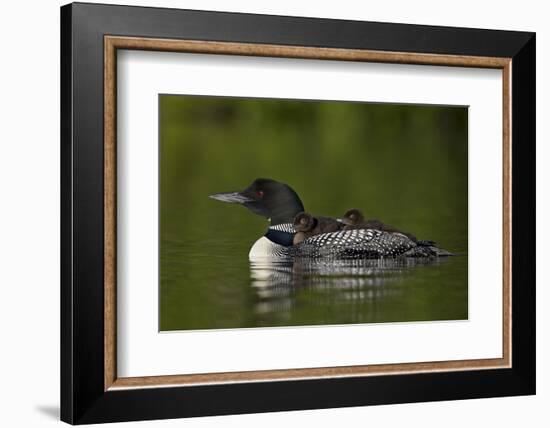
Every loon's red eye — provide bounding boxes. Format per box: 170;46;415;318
256;190;264;198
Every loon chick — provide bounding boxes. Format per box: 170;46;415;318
209;178;451;259
341;208;437;246
293;212;344;245
341;208;418;242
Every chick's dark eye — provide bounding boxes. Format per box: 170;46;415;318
256;190;264;198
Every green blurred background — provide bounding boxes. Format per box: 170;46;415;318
159;95;468;331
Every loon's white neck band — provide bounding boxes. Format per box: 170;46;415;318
268;223;296;233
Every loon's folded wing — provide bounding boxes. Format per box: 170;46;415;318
295;229;416;259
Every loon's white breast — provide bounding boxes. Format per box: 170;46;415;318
248;236;287;260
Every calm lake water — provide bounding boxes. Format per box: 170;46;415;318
159;95;468;331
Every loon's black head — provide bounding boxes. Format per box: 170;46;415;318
341;208;365;226
209;178;305;225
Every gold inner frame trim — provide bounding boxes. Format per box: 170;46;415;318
104;35;512;391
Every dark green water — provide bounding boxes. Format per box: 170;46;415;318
159;95;468;331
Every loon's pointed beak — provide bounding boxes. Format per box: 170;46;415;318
209;191;254;204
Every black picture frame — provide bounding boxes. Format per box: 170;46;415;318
61;2;535;424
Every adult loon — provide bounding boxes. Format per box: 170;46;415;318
209;178;452;260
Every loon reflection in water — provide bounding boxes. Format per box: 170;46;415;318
249;257;449;323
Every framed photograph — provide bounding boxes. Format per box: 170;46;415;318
60;2;535;424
